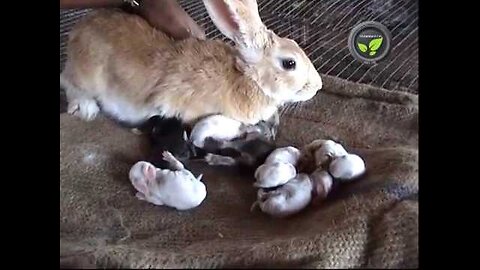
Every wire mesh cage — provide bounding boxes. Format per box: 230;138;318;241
60;0;418;94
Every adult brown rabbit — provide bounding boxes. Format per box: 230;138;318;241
60;0;323;126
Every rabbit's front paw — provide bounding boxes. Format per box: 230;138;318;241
162;151;184;170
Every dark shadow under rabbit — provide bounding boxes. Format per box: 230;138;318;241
136;116;196;170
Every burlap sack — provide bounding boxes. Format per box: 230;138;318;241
60;1;418;266
60;74;418;268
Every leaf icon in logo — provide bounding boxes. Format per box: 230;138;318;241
369;51;377;56
369;37;383;51
357;43;368;52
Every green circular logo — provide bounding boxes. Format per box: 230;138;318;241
348;21;392;64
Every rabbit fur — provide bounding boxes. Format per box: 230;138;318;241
60;0;323;127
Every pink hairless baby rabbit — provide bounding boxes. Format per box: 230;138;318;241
129;151;206;210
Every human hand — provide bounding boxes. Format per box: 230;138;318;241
137;0;206;40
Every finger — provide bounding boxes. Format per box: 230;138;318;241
187;21;206;40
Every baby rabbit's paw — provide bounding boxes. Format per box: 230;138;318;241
162;151;184;170
162;151;176;162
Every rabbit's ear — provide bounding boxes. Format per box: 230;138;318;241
203;0;269;57
130;162;156;195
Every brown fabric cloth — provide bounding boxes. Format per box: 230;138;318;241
60;74;418;268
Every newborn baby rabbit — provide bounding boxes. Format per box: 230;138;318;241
129;151;206;210
251;146;305;217
251;166;333;218
253;146;301;188
251;166;335;218
300;139;366;182
192;112;280;169
309;168;334;205
61;0;322;127
140;116;196;170
251;173;312;218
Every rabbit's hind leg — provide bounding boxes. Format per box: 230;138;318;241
61;73;99;121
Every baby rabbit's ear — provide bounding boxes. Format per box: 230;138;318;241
130;162;156;195
143;163;157;183
203;0;269;62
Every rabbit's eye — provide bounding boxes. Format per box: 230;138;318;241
281;58;296;71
